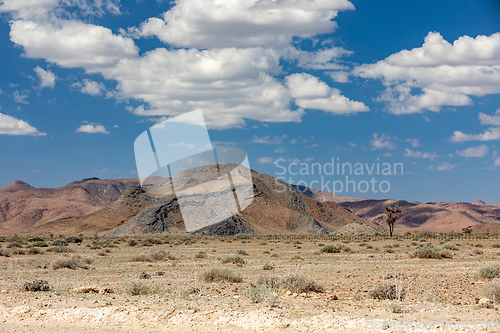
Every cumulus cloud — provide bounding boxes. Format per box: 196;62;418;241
354;32;500;114
495;157;500;167
131;0;355;49
33;66;55;88
479;109;500;126
456;144;489;158
76;123;109;134
4;0;368;129
404;148;439;160
285;73;369;114
370;134;395;150
107;47;304;128
0;112;45;135
10;20;139;73
72;79;105;96
451;127;500;142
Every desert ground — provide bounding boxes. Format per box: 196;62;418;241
1;234;500;332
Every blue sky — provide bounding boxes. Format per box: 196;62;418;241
1;0;500;203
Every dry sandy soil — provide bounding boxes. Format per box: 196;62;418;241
1;235;500;332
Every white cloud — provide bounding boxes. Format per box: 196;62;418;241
404;148;439;160
72;79;105;96
13;91;29;104
354;32;500;114
33;66;55;88
479;109;500;126
406;138;420;147
274;147;286;153
10;19;139;73
495;157;500;167
0;0;121;20
434;162;456;171
0;112;45;135
76;123;109;134
132;0;355;49
456;144;489;158
258;157;275;164
451;127;500;142
4;0;369;129
327;70;350;83
370;134;395;150
253;135;287;144
285;73;369;114
106;47;303;128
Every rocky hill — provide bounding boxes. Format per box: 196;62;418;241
30;166;378;236
0;178;138;234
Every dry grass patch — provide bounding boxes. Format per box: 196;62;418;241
370;282;406;300
202;268;243;283
53;255;93;270
478;263;500;280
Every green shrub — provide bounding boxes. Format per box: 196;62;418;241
50;239;68;247
26;248;42;255
321;245;340;253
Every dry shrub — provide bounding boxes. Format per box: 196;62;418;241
52;246;74;253
410;244;451;259
130;250;175;262
0;249;10;257
478;264;500;280
370;282;406;300
126;281;150;295
195;251;207;259
23;279;51;292
202;268;242;283
220;255;245;265
53;255;93;270
483;279;500;301
279;274;324;293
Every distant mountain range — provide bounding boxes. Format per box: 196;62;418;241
1;171;499;236
293;185;500;234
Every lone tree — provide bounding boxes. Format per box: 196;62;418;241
385;204;401;238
